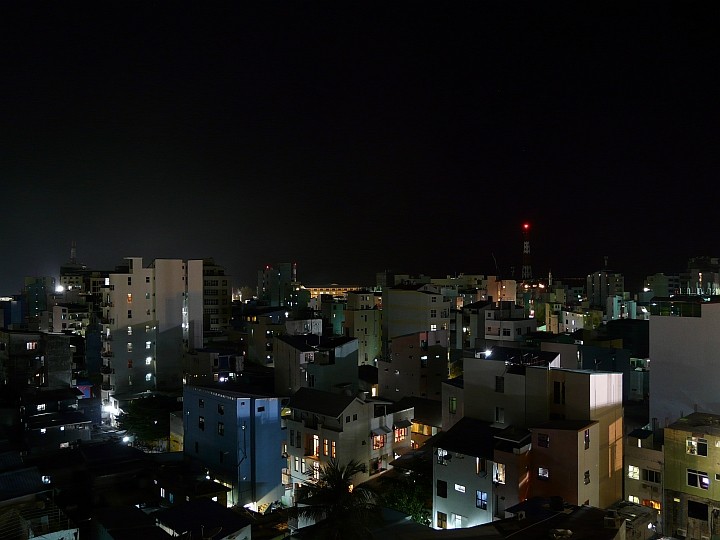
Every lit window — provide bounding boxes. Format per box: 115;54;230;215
372;434;386;450
199;416;205;430
26;342;38;350
584;470;590;485
146;341;151;349
127;343;133;353
437;448;450;465
37;403;46;411
687;437;708;456
628;465;640;480
476;457;487;475
455;483;465;493
476;490;488;509
628;495;640;504
394;427;408;442
331;440;336;458
538;467;550;479
687;468;710;490
537;433;550;448
127;326;132;335
145;373;152;382
127;293;132;303
218;422;224;436
494;463;506;484
146;357;152;365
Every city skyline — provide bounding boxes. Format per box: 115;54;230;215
2;4;718;294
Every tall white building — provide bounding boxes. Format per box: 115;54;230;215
100;258;204;421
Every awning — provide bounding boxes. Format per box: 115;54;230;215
393;419;412;429
371;426;392;436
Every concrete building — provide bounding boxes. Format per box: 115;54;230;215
257;262;295;307
382;284;451;348
100;257;204;422
273;334;358;396
483;301;537;346
183;384;285;511
648;295;720;429
663;411;720;540
587;268;625;311
451;347;623;509
624;427;663;531
284;387;413;506
202;258;232;335
378;329;448;401
343;289;382;365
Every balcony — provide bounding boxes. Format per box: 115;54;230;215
101;351;114;358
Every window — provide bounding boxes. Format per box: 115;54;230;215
687;437;708;456
127;277;132;286
27;341;38;351
331;440;336;458
145;373;152;382
373;434;386;450
127;293;132;303
436;479;447;498
145;357;152;365
36;403;46;411
628;465;640;480
437;511;447;529
323;438;329;456
455;483;465;493
294;456;299;471
194;441;199;453
313;435;320;456
628;495;640;504
145;341;151;349
643;469;661;484
688;468;710;490
437;448;449;465
584;470;590;485
127;326;132;335
431;296;437;302
476;490;488;510
495;376;504;393
394;427;408;442
199;399;204;408
420;355;428;368
346;415;351;423
217;422;224;436
218;404;224;415
128;310;132;319
494;463;506;484
502;328;511;336
258;406;265;412
353;413;357;421
495;407;505;423
584;429;590;449
290;429;294;445
146;276;150;283
449;396;457;415
127;343;133;352
538;467;549;479
476;457;487;475
430;309;437;318
296;431;301;448
430;324;437;331
537;433;550;448
127;359;133;368
199;416;205;430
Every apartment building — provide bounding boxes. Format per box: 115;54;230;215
183;384;285;511
284;387;413;505
663;412;720;540
100;258;204;422
342;289;382;365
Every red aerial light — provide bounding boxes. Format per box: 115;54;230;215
523;223;530;230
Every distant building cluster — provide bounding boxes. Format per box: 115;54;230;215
3;246;720;538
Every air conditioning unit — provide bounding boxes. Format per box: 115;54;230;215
676;528;687;537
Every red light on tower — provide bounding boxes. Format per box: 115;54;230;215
523;223;530;230
522;223;532;280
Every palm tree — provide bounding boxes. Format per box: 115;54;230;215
294;458;380;539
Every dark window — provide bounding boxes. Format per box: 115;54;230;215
688;500;709;520
537;433;550;448
642;469;661;484
584;470;590;485
199;416;205;430
199;399;204;408
495;376;504;393
258;406;265;412
584;429;590;450
218;404;224;415
436;479;447;498
449;397;457;415
217;422;224;436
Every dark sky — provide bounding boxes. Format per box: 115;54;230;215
2;2;719;294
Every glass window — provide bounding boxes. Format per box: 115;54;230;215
688;468;710;490
538;467;550;479
537;433;550;448
687;437;708;456
476;490;488;509
436;479;447;498
628;465;640;480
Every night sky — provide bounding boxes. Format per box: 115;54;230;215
2;3;719;295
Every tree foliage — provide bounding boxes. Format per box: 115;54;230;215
378;473;431;526
115;395;178;444
295;458;380;539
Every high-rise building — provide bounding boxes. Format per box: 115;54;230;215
100;258;204;422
